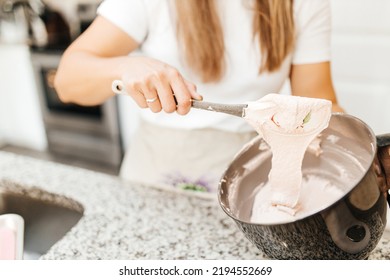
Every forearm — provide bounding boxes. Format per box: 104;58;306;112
54;50;126;106
292;85;343;113
290;62;344;112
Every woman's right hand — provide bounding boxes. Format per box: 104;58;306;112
119;56;202;115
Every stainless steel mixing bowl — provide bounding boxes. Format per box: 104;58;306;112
219;113;390;259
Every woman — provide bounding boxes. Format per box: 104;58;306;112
54;0;344;192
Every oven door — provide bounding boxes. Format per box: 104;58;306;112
40;67;102;119
31;50;123;167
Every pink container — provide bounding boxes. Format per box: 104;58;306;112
0;214;24;260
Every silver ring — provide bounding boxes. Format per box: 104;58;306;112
146;97;158;103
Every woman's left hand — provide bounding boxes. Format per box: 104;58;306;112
378;145;390;193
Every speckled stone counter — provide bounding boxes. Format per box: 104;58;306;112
0;151;389;260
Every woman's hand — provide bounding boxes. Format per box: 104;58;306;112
120;56;202;115
378;145;390;193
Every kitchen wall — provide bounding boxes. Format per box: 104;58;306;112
330;0;390;135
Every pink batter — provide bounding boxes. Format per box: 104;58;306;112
243;94;334;219
250;174;344;223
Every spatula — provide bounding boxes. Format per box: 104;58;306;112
112;80;247;117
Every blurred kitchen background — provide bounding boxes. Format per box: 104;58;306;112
0;0;389;175
0;0;130;174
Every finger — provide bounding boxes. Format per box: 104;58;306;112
140;84;162;113
169;71;192;115
153;76;176;114
385;147;390;187
184;79;203;101
378;146;390;190
125;83;148;108
132;90;149;108
374;156;387;193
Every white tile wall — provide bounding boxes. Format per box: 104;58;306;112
330;0;390;135
331;0;390;33
330;0;390;231
331;34;390;82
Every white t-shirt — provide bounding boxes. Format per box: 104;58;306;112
97;0;331;132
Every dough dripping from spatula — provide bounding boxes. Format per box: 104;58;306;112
243;94;332;214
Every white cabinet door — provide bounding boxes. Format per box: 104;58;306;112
0;44;47;150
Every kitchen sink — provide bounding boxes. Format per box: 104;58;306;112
0;186;84;259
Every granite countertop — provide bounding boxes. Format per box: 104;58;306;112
0;151;389;260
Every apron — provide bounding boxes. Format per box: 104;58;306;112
119;120;256;193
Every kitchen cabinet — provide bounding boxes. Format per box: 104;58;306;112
0;43;47;150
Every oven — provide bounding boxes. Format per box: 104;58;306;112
31;49;123;168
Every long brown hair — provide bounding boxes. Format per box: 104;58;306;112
175;0;295;82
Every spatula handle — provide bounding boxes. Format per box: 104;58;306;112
191;100;247;117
